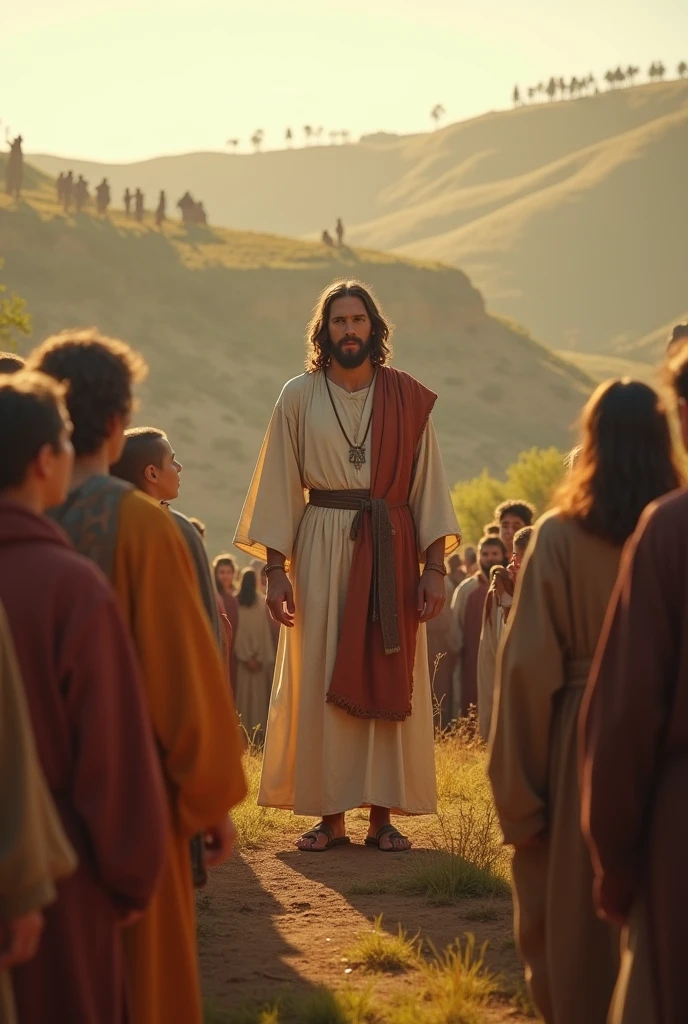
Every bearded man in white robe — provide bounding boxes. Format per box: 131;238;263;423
235;279;460;851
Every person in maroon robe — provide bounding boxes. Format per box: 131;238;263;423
581;344;688;1024
0;372;167;1024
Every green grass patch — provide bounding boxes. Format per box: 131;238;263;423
346;916;420;974
397;852;509;905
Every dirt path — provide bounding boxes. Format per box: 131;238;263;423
198;815;530;1021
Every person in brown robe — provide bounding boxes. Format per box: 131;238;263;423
0;599;77;1024
214;553;240;694
581;345;688;1024
449;535;507;719
488;378;684;1024
0;371;167;1024
477;525;533;740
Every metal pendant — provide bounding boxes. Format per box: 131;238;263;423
349;445;366;469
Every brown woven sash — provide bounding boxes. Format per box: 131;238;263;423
308;488;407;655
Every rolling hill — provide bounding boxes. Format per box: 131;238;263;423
0;178;592;552
26;80;688;359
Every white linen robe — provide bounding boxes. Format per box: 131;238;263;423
234;371;460;816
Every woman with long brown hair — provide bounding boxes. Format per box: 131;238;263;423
488;379;683;1024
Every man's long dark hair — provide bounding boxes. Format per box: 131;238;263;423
305;280;393;372
237;568;258;608
553;378;683;545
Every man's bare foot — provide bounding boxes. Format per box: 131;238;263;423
367;808;412;851
295;813;346;851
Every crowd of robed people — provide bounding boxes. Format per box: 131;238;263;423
429;318;688;1024
2;296;688;1024
0;338;248;1024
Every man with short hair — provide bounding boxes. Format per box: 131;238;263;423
449;535;508;719
0;371;166;1024
494;500;536;560
235;279;460;852
0;352;25;374
29;330;247;1024
581;341;688;1024
477;526;533;740
110;426;222;646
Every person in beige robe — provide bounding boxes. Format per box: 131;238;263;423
234;369;459;824
448;536;507;721
0;600;76;1024
488;512;622;1023
234;568;276;744
477;526;533;741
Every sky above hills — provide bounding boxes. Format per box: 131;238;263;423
4;0;687;162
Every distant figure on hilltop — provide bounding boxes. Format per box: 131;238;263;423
321;229;334;247
95;178;111;216
56;172;65;206
177;191;208;226
155;191;166;228
5;136;23;199
62;171;74;213
336;217;344;246
74;175;89;213
134;188;145;223
123;188;132;216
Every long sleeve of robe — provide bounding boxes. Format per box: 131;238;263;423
582;491;688;1024
112;490;247;1024
234;371;459;816
488;511;621;1024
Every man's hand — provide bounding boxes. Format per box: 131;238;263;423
417;570;446;623
0;910;44;970
266;569;296;628
204;814;237;868
491;565;511;601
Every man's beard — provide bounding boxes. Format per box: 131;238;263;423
481;559;507;580
330;336;372;369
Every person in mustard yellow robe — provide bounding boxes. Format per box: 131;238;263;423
30;329;248;1024
0;601;76;1024
488;379;683;1024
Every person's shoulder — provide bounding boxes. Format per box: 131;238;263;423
52;542;119;610
277;372;312;418
121;488;181;541
635;487;688;544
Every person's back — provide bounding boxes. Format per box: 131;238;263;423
30;329;247;1024
489;378;683;1024
0;372;166;1024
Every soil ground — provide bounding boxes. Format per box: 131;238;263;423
198;813;531;1021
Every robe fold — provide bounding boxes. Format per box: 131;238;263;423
235;369;460;816
52;478;247;1024
0;499;167;1024
488;511;619;1024
0;600;77;1024
582;490;688;1024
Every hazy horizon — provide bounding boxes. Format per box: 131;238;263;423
3;0;687;164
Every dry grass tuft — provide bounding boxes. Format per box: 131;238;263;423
346;916;420;974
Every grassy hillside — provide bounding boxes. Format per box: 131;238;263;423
0;183;592;552
556;350;658;385
608;311;688;363
25;80;688;360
